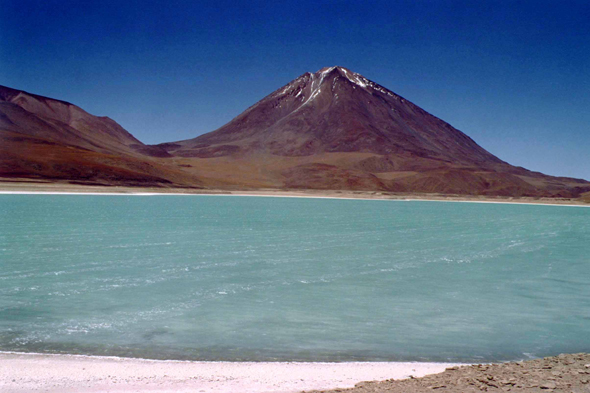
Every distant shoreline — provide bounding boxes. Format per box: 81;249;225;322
0;181;588;207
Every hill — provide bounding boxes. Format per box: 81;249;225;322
0;85;200;187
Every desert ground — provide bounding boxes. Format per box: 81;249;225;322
1;179;588;206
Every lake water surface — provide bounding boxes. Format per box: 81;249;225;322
1;195;588;362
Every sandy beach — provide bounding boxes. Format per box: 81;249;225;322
3;352;590;392
0;352;458;393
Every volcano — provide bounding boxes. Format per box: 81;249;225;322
163;66;502;163
1;67;589;198
159;66;589;197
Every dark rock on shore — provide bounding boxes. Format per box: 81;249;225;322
305;353;590;393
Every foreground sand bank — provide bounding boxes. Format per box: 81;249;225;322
0;352;457;393
3;352;589;392
0;180;588;206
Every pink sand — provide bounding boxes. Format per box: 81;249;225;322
0;352;459;392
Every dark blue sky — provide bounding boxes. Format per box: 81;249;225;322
2;0;589;179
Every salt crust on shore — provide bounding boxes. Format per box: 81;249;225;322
0;352;459;393
0;190;588;208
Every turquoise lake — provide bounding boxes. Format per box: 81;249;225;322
0;194;589;362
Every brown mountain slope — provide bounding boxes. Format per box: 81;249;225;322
163;66;502;165
160;66;590;197
0;85;202;187
0;85;170;157
2;68;589;197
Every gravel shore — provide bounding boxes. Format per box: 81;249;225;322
305;353;590;393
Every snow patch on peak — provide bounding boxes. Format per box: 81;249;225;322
277;84;292;95
295;66;399;105
331;67;396;97
354;76;368;88
340;68;369;88
317;66;350;74
293;69;331;112
320;66;336;75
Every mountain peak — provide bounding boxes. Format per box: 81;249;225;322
312;66;366;85
165;66;503;166
317;65;348;74
296;66;396;98
265;66;395;112
0;84;74;107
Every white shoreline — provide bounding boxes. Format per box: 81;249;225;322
0;190;588;207
0;351;462;393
